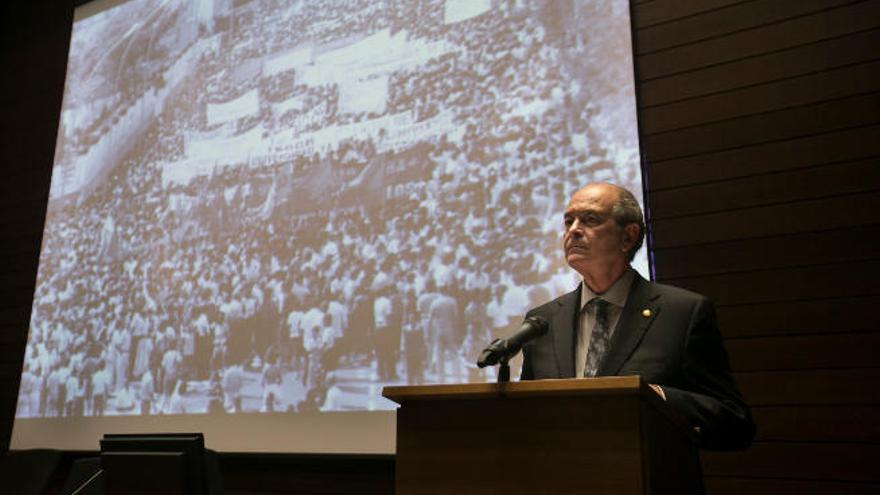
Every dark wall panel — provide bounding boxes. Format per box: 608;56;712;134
727;333;880;371
632;0;880;492
639;28;880;105
633;0;752;28
642;60;880;133
654;225;880;278
751;405;880;442
649;158;880;219
646;124;880;189
705;478;880;495
652;192;880;248
716;295;879;339
644;91;880;160
638;0;880;78
735;369;880;406
702;442;880;481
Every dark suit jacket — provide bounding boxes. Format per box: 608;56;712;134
521;274;755;451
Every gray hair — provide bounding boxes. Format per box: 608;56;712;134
611;186;646;263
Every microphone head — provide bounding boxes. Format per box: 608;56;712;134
475;315;550;368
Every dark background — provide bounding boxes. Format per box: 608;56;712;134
1;0;879;493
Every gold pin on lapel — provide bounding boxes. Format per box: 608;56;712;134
641;309;652;318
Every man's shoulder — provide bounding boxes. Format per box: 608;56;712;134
631;279;712;308
524;278;711;314
640;278;709;304
642;279;707;300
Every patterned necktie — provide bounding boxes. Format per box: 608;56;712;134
583;298;611;377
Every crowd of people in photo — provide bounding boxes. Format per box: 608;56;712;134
17;0;641;418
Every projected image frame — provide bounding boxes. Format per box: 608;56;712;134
14;0;650;453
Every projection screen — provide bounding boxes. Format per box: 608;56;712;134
13;0;648;453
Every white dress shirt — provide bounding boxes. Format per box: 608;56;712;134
575;269;636;377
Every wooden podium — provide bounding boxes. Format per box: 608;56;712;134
383;376;703;495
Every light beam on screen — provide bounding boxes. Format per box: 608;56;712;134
13;0;647;453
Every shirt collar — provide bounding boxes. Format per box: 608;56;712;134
580;268;636;310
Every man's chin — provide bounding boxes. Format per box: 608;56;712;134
566;253;590;270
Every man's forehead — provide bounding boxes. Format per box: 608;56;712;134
565;184;618;212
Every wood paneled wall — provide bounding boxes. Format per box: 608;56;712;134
631;0;880;493
1;0;878;494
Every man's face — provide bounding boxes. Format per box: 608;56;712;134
562;184;633;275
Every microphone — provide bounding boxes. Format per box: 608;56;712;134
477;315;549;368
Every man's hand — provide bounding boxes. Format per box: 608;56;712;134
649;383;666;401
650;384;703;435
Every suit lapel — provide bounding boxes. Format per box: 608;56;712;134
598;275;660;376
553;285;580;378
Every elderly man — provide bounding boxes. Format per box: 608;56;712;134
521;183;755;451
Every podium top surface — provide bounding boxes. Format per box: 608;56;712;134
383;376;697;443
382;376;645;404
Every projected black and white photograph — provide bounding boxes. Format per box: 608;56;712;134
17;0;645;419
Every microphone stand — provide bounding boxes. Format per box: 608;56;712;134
497;357;511;383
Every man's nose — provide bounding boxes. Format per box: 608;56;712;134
567;219;584;236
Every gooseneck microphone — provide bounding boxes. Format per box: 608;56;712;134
477;315;549;368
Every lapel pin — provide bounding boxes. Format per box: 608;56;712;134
641;309;652;318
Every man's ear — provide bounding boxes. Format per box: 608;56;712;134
621;223;639;252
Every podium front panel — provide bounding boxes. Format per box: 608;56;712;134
396;394;644;495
